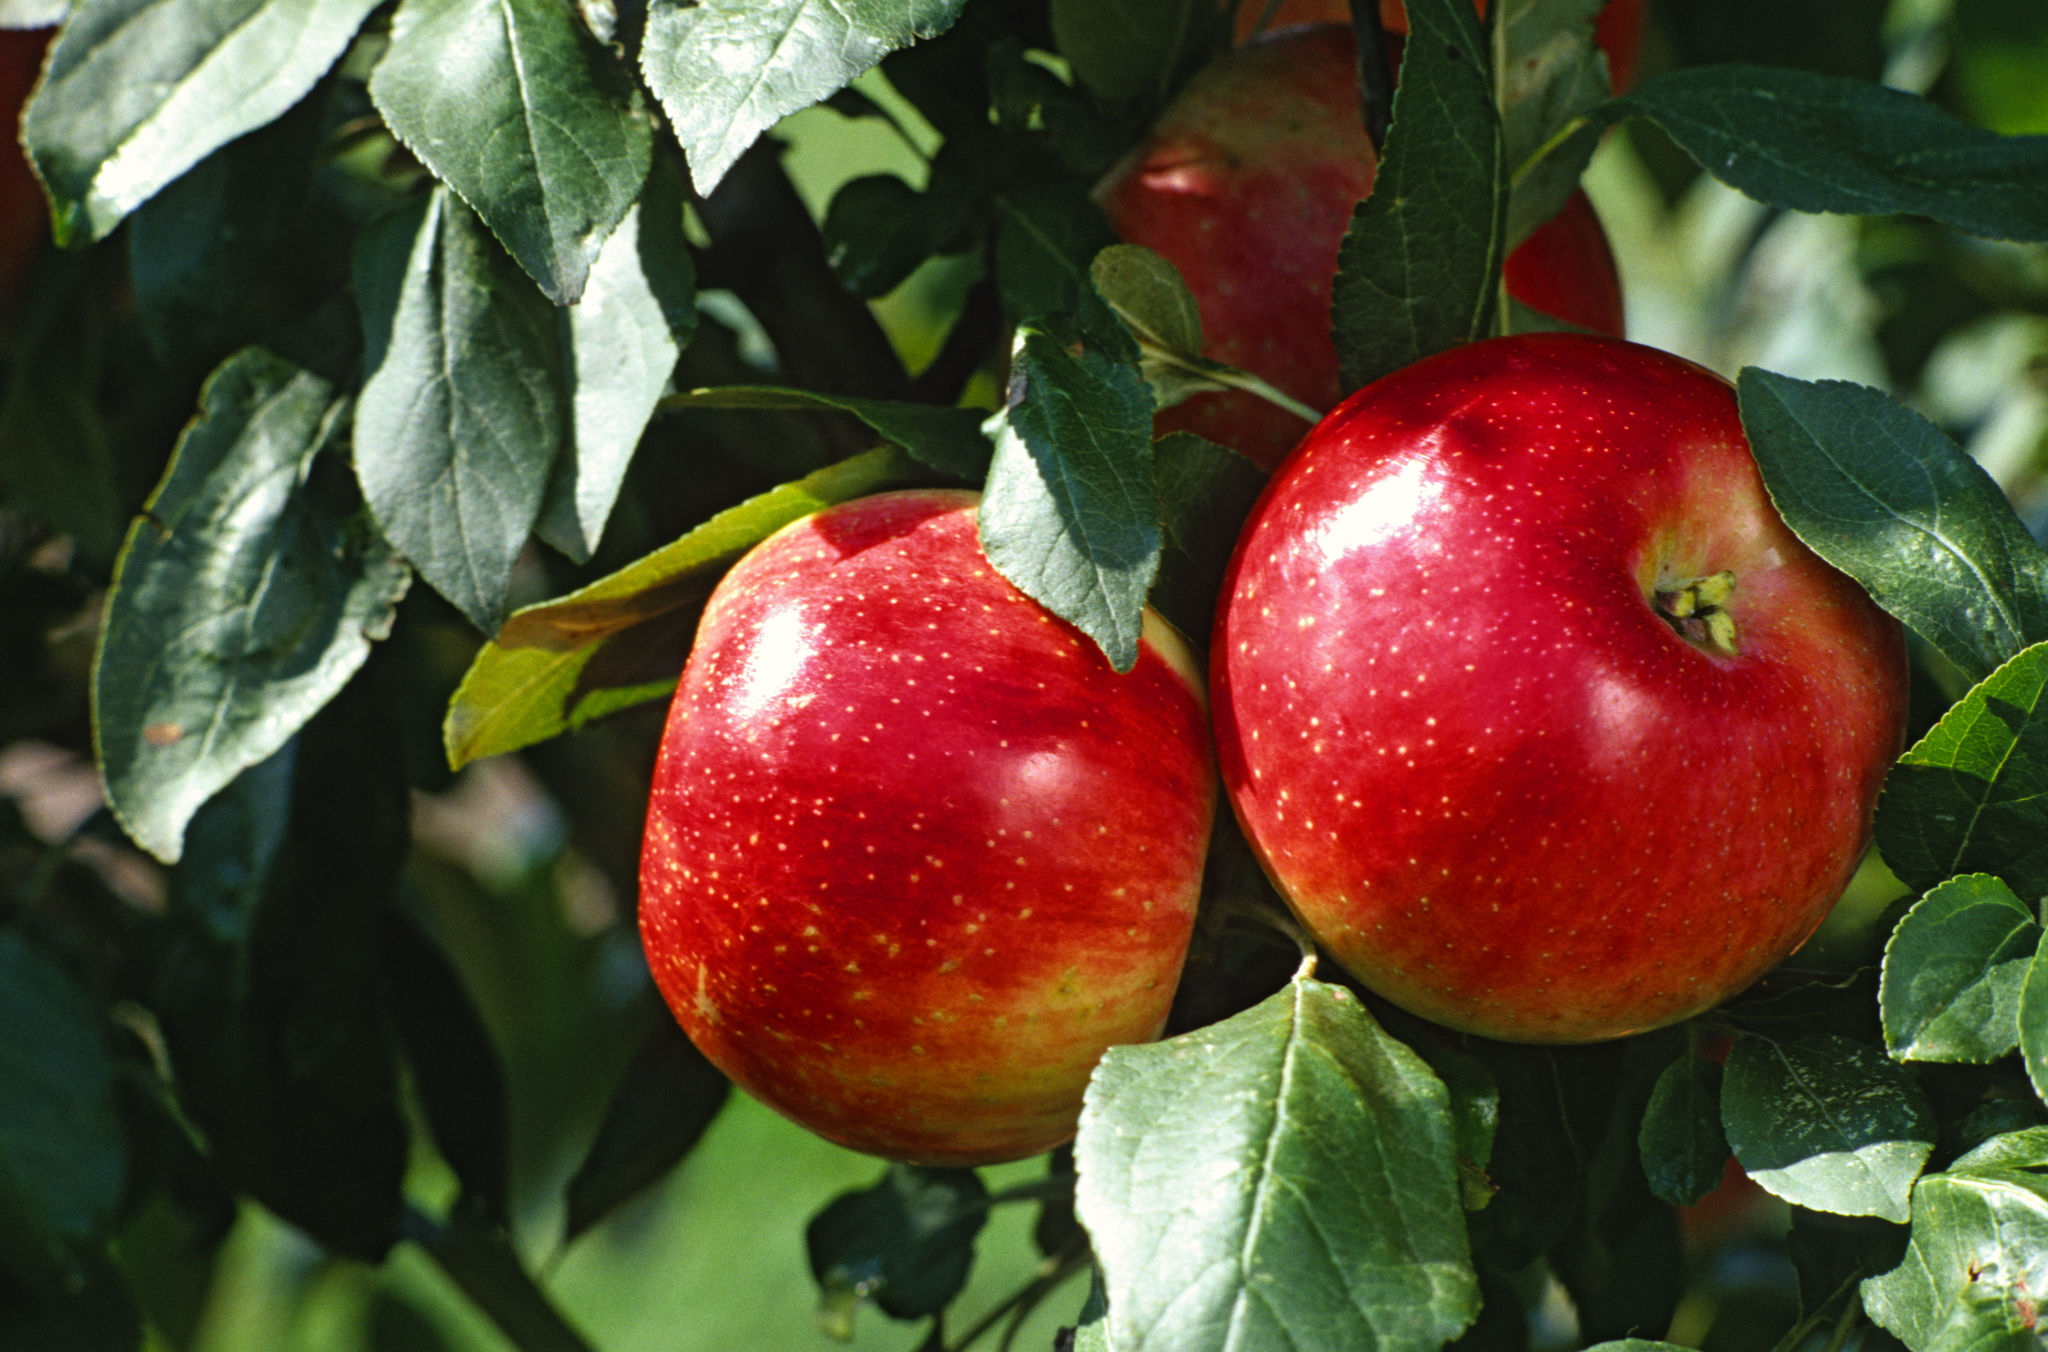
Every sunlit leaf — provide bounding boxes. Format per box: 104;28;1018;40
354;188;565;634
444;446;918;767
24;0;378;245
642;0;964;194
1880;874;2040;1064
1721;1034;1934;1223
370;0;653;304
94;347;408;863
1076;978;1479;1352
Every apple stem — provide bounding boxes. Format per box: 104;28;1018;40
1654;570;1740;656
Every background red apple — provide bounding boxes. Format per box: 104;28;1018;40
638;489;1216;1163
1211;334;1908;1042
1096;24;1626;470
0;27;52;301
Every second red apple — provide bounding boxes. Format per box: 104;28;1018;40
1096;23;1626;469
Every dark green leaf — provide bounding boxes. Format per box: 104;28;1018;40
1638;1055;1728;1208
126;80;326;363
93;347;409;863
1879;874;2041;1064
1861;1168;2048;1352
1582;1344;1695;1352
443;446;919;767
823;172;976;299
1075;978;1480;1352
370;0;653;305
382;916;510;1223
992;183;1123;346
354;188;566;634
807;1165;989;1323
23;0;379;246
562;1021;731;1245
1604;64;2048;242
0;265;121;565
1947;1126;2048;1175
1332;0;1505;393
156;683;412;1259
662;387;991;482
1722;968;1883;1045
642;0;965;194
1496;0;1608;247
1875;641;2048;900
1049;0;1213;108
1721;1034;1935;1223
2024;933;2048;1107
980;326;1158;672
1148;431;1264;646
1737;370;2048;684
539;166;698;563
0;933;126;1288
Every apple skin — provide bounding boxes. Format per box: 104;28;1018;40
638;489;1216;1164
1211;334;1908;1043
0;27;52;301
1095;23;1624;471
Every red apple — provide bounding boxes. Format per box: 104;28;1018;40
638;489;1216;1163
1211;334;1908;1042
1095;23;1625;470
0;27;53;301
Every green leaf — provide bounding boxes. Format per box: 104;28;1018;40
125;79;326;363
1638;1055;1729;1208
1947;1127;2048;1176
1075;978;1480;1352
156;685;412;1260
642;0;964;195
1737;370;2048;684
354;188;566;634
1720;1034;1935;1223
23;0;380;246
369;0;653;305
1874;641;2048;900
562;1021;731;1246
0;266;121;566
539;167;698;563
1862;1169;2048;1352
1332;0;1506;393
0;933;126;1288
2024;933;2048;1107
822;171;977;299
661;386;991;483
442;445;917;767
1496;0;1609;247
1583;1344;1695;1352
93;347;409;864
381;915;510;1223
1880;874;2041;1064
992;182;1124;342
806;1166;988;1325
980;325;1159;673
1604;64;2048;242
1148;431;1265;647
1049;0;1213;108
1090;244;1316;423
1092;244;1202;367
